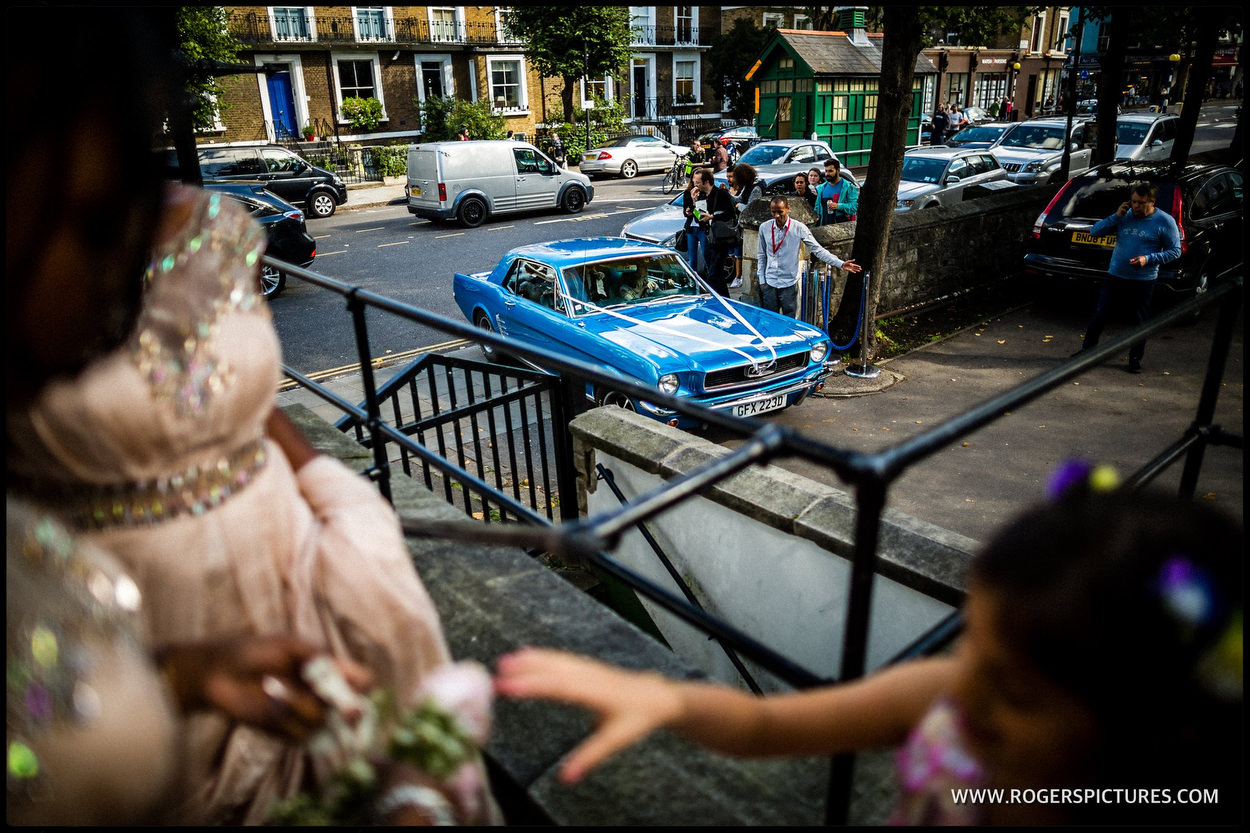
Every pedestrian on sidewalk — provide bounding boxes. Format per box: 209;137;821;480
755;195;860;317
1072;181;1181;373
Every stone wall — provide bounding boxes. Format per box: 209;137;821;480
739;185;1056;318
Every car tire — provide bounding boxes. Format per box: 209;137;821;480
458;196;488;228
1180;257;1214;326
620;159;638;179
561;188;586;214
475;311;500;362
309;190;337;218
598;389;636;411
259;264;286;299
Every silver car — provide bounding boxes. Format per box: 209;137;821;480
989;116;1096;185
579;134;685;179
620;191;686;248
891;147;1009;211
1114;113;1179;162
712;139;856;191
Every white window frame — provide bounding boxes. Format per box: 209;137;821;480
1029;11;1047;54
414;54;455;102
793;14;811;30
331;52;387;125
268;6;316;43
253;54;310;142
580;75;615;108
351;6;393;43
495;7;521;44
486;54;529;113
674;6;699;46
629;6;655;46
673;51;699;103
428;6;466;44
762;12;784;29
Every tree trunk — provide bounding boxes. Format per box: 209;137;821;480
1095;13;1128;166
827;6;924;356
1171;17;1220;164
561;74;577;127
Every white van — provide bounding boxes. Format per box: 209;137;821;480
406;140;594;228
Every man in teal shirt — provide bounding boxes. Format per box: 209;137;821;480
815;158;858;226
1073;181;1182;373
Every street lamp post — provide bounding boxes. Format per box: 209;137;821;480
1009;60;1021;120
1163;52;1180;112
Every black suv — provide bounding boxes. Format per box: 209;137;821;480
197;146;347;218
1023;161;1243;302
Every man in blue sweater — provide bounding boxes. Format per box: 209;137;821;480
1073;182;1181;373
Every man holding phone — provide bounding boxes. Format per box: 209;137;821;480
1072;181;1181;374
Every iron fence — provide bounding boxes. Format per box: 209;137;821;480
272;253;1242;825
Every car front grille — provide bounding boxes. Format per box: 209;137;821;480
1000;162;1022;173
704;351;809;391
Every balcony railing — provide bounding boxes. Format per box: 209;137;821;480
229;11;500;47
629;24;713;48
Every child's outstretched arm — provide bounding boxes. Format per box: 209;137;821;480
495;647;954;783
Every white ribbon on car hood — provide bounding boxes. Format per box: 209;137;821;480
567;290;780;368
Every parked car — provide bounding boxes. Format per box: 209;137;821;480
697;125;761;156
407;140;593;227
712;139;857;191
1114;112;1180;162
989;116;1098;185
204;183;315;299
620;191;687;249
891;147;1010;211
453;237;835;428
1022;161;1243;304
579;134;685;179
960;106;994;126
196;145;348;218
944;122;1012;149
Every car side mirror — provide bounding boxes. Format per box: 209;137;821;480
945;175;961;184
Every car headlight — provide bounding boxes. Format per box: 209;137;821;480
896;199;914;209
657;374;679;395
1024;160;1045;172
811;341;829;363
661;233;678;248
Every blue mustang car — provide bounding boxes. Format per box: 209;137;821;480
453;237;835;427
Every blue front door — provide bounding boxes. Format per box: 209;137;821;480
267;67;298;139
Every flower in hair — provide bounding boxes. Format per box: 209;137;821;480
1046;459;1120;500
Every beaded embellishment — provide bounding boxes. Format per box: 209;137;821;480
132;190;268;418
6;500;146;798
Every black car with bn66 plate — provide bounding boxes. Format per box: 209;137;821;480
1023;161;1243;307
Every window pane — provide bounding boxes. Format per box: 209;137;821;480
357;7;385;40
339;60;376;99
490;60;521;108
273;8;309;41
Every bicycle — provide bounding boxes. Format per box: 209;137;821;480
662;153;691;194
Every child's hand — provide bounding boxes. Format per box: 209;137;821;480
494;647;684;783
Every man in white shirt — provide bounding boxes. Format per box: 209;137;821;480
755;195;861;317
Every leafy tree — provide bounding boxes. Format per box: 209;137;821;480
416;97;507;141
341;96;384;131
173;6;243;130
707;19;776;121
502;7;634;132
819;6;1029;357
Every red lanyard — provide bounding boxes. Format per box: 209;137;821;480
770;219;790;255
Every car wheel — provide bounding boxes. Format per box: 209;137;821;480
598;389;636;411
620;159;638;179
1180;258;1214;325
475;312;500;362
561;188;586;214
309;191;337;218
458;196;488;228
259;264;286;299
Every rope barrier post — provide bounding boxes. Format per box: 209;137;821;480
844;269;881;379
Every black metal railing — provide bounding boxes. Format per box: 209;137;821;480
271;253;1242;825
229;11;501;47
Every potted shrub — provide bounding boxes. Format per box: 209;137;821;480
301;123;317;141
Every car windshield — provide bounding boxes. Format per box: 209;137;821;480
999;125;1066;149
738;144;789;166
950;126;1004;144
563;253;704;315
1052;174;1178;221
1116;123;1150;145
901;156;950;184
